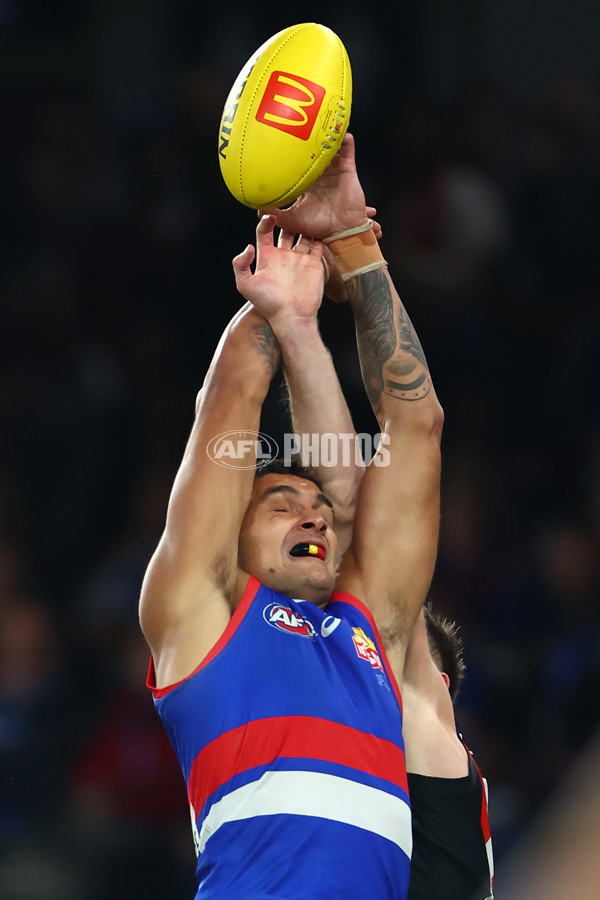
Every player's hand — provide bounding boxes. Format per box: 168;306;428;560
233;215;326;334
258;133;370;240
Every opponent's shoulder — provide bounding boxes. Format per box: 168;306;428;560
402;621;468;778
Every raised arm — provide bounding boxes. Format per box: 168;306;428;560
282;323;362;556
338;246;444;673
246;217;363;555
139;301;280;688
264;135;444;680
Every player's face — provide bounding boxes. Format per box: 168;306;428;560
238;473;338;606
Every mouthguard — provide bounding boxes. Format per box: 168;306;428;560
290;543;325;560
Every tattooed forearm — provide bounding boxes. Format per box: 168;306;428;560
348;269;396;411
251;321;281;377
348;268;431;408
385;304;432;400
397;305;429;371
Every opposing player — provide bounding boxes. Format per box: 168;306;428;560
403;606;494;899
140;136;443;898
264;134;493;899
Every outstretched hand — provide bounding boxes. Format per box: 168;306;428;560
256;134;383;303
258;133;370;240
232;215;326;334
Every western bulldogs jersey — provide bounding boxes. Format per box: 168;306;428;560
147;576;411;899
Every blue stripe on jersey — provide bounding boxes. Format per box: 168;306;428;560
195;813;411;900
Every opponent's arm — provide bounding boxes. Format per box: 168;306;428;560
140;300;280;687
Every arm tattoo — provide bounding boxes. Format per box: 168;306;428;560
397;305;428;371
385;304;432;401
251;321;281;377
349;269;431;408
348;269;396;411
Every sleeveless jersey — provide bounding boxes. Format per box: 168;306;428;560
147;577;411;899
407;746;494;900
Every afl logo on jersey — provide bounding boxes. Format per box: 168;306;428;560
263;603;317;639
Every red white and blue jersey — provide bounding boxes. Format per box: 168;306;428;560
147;576;411;899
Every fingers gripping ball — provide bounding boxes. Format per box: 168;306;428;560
218;23;352;209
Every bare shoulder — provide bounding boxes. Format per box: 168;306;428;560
402;681;469;778
401;621;467;776
142;552;251;689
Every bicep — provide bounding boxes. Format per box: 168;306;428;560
335;423;442;644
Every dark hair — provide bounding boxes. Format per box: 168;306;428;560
423;603;466;702
254;458;324;493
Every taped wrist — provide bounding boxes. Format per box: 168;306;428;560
323;219;387;282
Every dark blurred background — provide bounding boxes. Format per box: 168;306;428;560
0;2;598;898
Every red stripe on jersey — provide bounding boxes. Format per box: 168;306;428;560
464;742;494;890
329;591;404;712
187;715;408;815
147;575;261;698
472;757;491;843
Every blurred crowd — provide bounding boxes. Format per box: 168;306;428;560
0;4;599;898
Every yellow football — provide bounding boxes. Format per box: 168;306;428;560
218;23;352;209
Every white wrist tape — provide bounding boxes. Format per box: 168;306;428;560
323;219;374;244
340;260;388;281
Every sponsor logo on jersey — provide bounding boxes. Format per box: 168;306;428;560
263;603;317;638
320;615;341;638
352;628;384;672
256;71;326;140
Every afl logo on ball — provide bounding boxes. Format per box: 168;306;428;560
263;603;316;639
